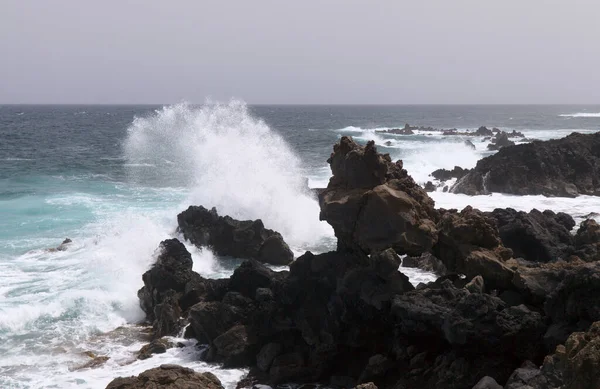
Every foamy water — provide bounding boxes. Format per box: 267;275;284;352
1;103;598;389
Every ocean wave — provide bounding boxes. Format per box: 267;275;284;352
559;112;600;118
124;100;333;249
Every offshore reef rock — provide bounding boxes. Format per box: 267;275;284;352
487;131;516;151
454;132;600;197
431;166;470;182
105;364;224;389
318;136;438;255
178;205;294;266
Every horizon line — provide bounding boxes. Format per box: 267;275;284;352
1;102;600;106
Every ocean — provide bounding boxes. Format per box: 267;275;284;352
1;102;599;388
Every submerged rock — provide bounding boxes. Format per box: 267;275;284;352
454;132;600;197
178;206;294;266
105;364;224;389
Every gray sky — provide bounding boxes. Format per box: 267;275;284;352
1;0;599;104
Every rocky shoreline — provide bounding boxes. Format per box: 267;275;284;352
106;135;599;389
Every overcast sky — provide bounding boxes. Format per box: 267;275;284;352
1;0;599;104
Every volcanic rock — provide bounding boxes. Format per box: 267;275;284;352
454;132;600;197
178;206;294;266
105;364;224;389
486;208;575;262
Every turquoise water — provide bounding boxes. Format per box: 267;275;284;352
0;102;598;388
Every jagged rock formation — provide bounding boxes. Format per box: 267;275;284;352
454;132;600;197
486;208;576;263
105;364;224;389
318;137;438;256
178;205;294;266
487;131;516;150
431;166;470;182
124;134;600;389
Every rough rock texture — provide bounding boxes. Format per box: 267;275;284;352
486;208;576;262
137;338;174;360
105;364;224;389
138;238;228;338
430;166;470;183
178;206;294;266
318;136;438;255
401;252;447;276
433;206;515;291
487;132;516;151
500;321;600;389
454;132;600;197
574;219;600;262
188;249;415;375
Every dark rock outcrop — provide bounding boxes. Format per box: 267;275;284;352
188;249;414;381
454;132;600;197
486;208;575;263
178;206;293;266
105;364;224;389
431;166;470;182
424;181;436;192
487;132;515;151
318;136;438;255
574;219;600;262
402;252;447;276
138;238;228;338
500;321;600;389
137;338;174;360
475;126;494;136
433;206;515;291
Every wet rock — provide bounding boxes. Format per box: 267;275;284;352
464;139;476;149
178;205;293;266
137;338;174;360
401;252;447;276
475;126;494;136
137;239;229;339
72;355;110;371
430;166;469;182
105;364;224;389
424;181;436;192
487;131;515;151
46;238;73;252
454;132;600;197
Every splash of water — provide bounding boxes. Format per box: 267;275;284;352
124;100;333;250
